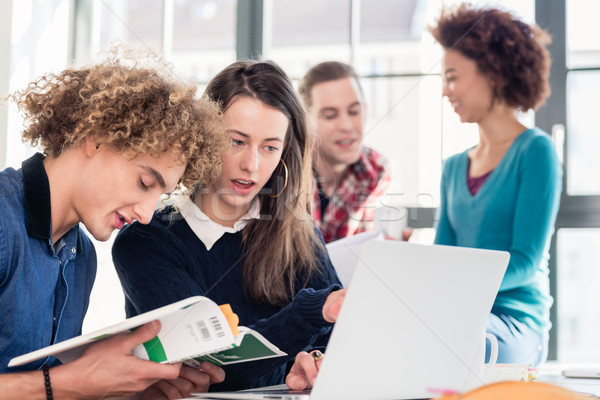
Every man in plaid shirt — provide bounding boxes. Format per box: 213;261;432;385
299;61;390;243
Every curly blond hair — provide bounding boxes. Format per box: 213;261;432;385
10;48;227;189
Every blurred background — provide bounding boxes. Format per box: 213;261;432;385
1;0;599;362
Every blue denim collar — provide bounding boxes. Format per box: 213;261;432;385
22;153;51;240
21;152;85;253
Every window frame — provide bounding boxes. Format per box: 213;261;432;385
537;0;600;360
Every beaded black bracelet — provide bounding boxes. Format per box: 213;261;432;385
42;365;53;400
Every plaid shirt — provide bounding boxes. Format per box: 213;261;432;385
313;146;390;243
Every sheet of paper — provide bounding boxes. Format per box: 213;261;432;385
325;230;383;287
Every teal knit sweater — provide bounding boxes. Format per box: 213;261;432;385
434;128;562;337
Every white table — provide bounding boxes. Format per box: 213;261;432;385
538;362;600;397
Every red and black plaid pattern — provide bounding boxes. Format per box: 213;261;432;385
313;147;390;243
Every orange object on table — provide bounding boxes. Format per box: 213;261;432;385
434;381;590;400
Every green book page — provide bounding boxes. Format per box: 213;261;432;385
185;330;286;367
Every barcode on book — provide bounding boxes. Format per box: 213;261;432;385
195;320;211;341
210;316;226;337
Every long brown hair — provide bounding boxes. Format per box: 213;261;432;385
202;60;324;305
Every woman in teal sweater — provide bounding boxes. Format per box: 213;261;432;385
430;4;562;365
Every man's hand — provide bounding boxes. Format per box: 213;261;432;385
52;320;182;399
138;361;225;399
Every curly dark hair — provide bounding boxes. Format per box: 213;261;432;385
429;3;552;111
9;48;227;189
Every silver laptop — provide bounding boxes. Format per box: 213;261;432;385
191;240;509;400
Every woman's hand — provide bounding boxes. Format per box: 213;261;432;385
285;350;324;390
384;227;413;241
322;289;346;323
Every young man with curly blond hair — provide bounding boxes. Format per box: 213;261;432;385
0;50;228;399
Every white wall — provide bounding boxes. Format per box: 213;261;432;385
0;0;126;333
0;0;13;169
1;0;72;170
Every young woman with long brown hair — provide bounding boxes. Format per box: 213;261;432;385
112;60;344;391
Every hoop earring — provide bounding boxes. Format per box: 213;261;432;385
269;159;288;198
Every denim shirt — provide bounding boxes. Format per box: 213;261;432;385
0;153;96;372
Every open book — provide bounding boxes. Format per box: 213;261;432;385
8;296;285;368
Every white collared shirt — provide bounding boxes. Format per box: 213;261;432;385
179;196;261;250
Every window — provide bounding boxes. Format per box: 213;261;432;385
557;229;600;361
566;70;600;195
565;0;600;195
539;0;600;361
75;0;236;83
73;0;239;332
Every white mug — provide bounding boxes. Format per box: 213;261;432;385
461;333;499;392
374;205;408;239
485;333;499;368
